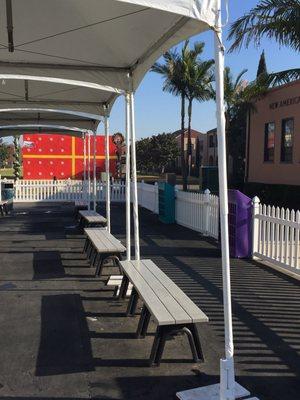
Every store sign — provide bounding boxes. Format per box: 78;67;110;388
270;96;300;110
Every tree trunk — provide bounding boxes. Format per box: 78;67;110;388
186;98;193;184
180;91;187;191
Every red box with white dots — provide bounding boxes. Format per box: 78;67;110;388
22;133;117;180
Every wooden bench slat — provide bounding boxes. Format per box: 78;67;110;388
120;259;208;326
93;229;125;252
79;210;107;224
141;259;208;324
132;260;192;324
121;260;176;325
84;228;126;253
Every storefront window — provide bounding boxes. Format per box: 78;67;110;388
281;118;294;163
264;122;275;162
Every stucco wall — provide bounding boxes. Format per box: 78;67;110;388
248;81;300;186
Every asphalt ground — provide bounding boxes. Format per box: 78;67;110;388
0;202;299;400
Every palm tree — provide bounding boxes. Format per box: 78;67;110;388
152;46;188;189
228;0;300;52
152;40;210;189
185;55;214;177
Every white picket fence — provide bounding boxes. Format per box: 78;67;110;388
136;182;219;239
11;179;126;203
175;189;219;239
252;197;300;274
137;181;159;213
4;177;300;277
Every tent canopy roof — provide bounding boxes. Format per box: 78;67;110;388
0;0;217;111
0;123;89;138
0;108;101;131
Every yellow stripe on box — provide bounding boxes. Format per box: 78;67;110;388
23;155;117;160
71;136;76;178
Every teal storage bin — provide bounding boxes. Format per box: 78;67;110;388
158;182;175;224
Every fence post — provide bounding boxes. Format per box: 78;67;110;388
154;182;158;214
252;196;260;259
140;180;144;208
203;189;211;236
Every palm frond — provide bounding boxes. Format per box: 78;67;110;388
267;68;300;86
228;0;300;52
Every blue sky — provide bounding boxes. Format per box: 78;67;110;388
106;0;299;139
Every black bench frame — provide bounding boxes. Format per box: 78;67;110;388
119;275;204;366
83;237;122;277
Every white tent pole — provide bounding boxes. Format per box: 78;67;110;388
93;130;97;211
214;3;235;400
87;131;91;210
83;133;87;204
125;93;131;261
129;91;140;260
104;113;111;233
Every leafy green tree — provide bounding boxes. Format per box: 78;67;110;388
136;137;154;173
136;133;179;175
0;140;9;168
151;133;179;174
228;0;300;52
13;136;21;180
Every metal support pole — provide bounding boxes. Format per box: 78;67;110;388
214;4;235;400
125;93;131;261
93;131;97;211
83;133;87;204
128;91;140;260
104;114;111;233
87;131;91;210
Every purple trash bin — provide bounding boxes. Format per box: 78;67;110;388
228;190;252;258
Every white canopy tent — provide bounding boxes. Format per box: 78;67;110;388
0;1;256;399
0;108;100;131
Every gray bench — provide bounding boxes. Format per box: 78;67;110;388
84;228;126;277
79;210;107;228
74;200;88;217
119;259;208;366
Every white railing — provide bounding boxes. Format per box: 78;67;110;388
252;196;300;274
175;189;219;239
96;181;126;203
12;179;126;203
137;181;158;213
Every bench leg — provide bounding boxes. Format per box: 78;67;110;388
92;252;99;268
118;276;129;299
126;288;138;316
83;238;90;254
148;323;204;366
136;306;151;338
149;326;167;366
87;243;94;260
95;256;104;277
90;249;98;267
187;323;204;362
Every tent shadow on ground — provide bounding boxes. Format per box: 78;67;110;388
35;294;94;376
